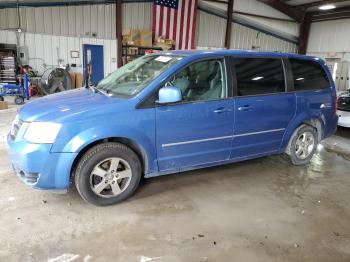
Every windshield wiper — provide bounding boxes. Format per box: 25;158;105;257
89;85;110;96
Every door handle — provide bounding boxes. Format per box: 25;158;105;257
320;103;332;109
237;105;252;111
214;107;232;113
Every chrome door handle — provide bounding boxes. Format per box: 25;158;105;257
238;105;252;111
214;108;232;113
320;103;331;109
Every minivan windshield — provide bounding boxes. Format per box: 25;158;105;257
96;55;182;97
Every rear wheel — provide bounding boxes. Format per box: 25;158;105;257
75;142;142;206
288;125;318;165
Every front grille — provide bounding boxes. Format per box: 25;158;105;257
338;97;350;112
9;117;23;140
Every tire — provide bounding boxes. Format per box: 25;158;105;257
14;96;24;105
0;96;4;101
288;125;318;165
74;142;142;206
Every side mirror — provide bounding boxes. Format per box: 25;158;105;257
157;86;182;104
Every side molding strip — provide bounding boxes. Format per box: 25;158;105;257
162;128;285;148
162;135;233;148
233;128;286;137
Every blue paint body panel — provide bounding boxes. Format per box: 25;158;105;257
156;99;234;172
231;93;296;158
6;50;338;190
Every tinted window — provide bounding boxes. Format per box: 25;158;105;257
289;58;330;90
233;58;285;96
165;59;226;102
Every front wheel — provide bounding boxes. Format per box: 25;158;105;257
75;142;142;206
288;125;318;165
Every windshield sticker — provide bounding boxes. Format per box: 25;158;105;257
155;56;172;63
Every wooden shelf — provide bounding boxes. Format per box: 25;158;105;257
122;44;166;65
122;44;163;50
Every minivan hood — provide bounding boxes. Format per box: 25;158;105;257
19;88;126;122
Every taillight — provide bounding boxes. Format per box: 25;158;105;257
334;92;337;114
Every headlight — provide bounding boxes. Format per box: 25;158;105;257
23;122;62;144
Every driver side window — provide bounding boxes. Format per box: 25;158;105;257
165;59;226;102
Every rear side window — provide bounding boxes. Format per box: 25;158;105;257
233;58;286;96
289;58;330;91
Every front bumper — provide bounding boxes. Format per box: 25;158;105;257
7;134;77;190
337;110;350;128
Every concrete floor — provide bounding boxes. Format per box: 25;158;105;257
1;98;350;262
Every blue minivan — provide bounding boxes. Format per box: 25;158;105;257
7;50;338;206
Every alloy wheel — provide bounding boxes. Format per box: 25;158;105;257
89;157;132;198
295;131;315;160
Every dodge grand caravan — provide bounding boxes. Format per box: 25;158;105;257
7;50;338;206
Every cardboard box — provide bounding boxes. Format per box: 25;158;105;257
69;72;76;89
75;73;84;88
165;39;175;46
0;101;8;110
122;29;141;45
154;43;173;50
155;36;166;44
140;30;152;47
154;36;174;50
122;35;130;45
128;29;140;45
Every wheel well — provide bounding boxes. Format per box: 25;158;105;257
70;137;147;180
285;118;323;155
302;119;323;142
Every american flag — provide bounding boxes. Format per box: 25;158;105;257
153;0;198;50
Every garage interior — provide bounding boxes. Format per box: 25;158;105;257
1;0;350;261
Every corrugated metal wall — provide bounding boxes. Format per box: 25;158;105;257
0;29;117;76
201;0;299;39
230;23;297;52
196;10;226;48
0;3;297;77
308;18;350;53
123;2;152;31
196;11;297;53
0;3;152;39
0;3;152;76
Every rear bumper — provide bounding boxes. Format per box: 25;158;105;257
323;113;339;139
7;134;77;190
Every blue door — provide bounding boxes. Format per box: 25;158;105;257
231;94;295;158
230;57;296;158
83;44;104;86
155;58;234;172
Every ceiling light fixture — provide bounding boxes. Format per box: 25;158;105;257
318;4;336;10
